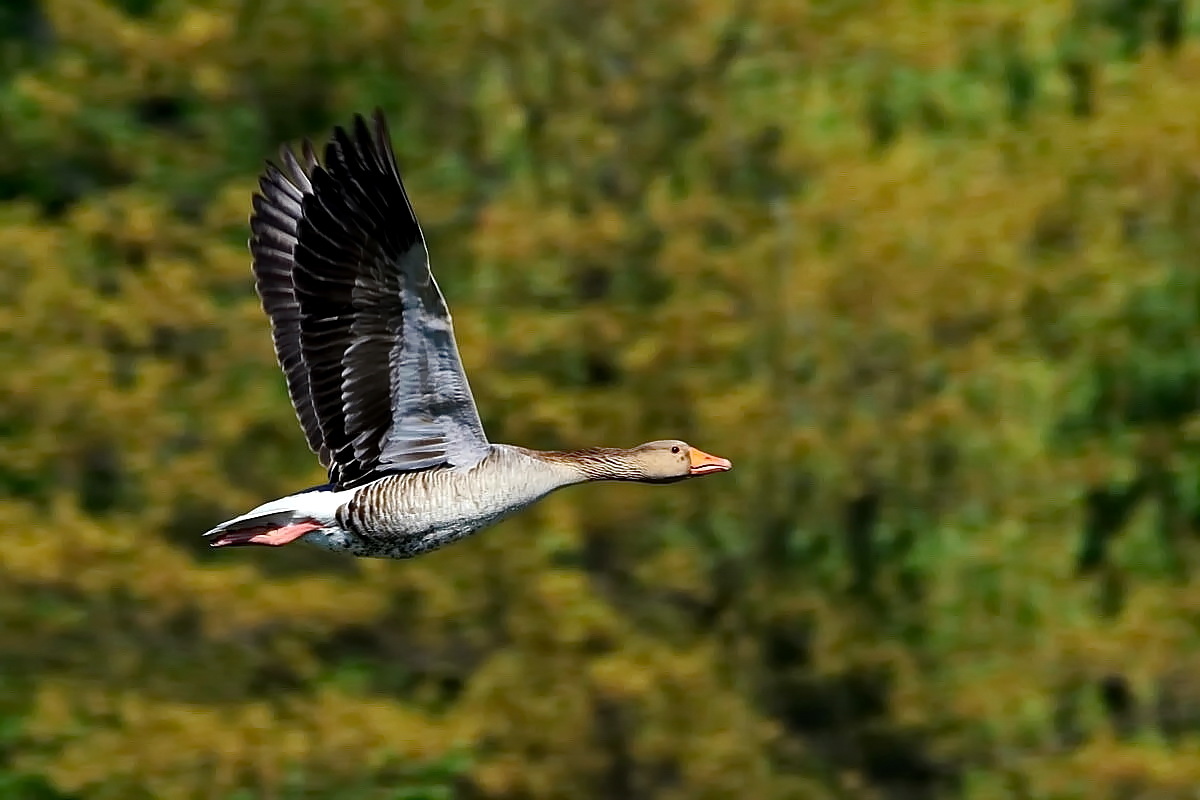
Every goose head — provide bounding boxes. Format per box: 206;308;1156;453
630;439;732;482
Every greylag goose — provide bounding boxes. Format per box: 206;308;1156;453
204;109;731;559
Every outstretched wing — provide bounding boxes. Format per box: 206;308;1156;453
248;109;490;489
249;139;330;466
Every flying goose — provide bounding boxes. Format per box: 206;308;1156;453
204;109;732;559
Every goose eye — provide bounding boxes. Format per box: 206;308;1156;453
671;446;680;454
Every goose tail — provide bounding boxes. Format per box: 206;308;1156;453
203;484;343;548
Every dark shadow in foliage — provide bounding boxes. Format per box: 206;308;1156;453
756;474;825;579
0;0;53;75
759;617;959;799
77;443;131;515
585;691;689;798
1056;254;1200;576
1157;0;1185;53
711;125;799;201
133;94;190;133
590;694;639;800
1099;672;1138;739
845;487;882;599
865;78;900;153
0;138;131;219
111;0;160;17
0;414;48;507
231;0;339;156
309;619;483;710
1001;22;1037;124
1064;55;1094;118
1105;0;1150;58
1058;25;1096;119
1075;479;1148;574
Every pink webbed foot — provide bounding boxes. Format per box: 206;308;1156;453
209;520;323;548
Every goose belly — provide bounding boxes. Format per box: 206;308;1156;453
320;470;556;559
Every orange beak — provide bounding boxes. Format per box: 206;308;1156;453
688;447;732;476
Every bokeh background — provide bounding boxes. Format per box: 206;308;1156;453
2;0;1200;798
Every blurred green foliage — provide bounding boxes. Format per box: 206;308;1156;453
1;0;1199;797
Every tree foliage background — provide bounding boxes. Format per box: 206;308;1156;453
1;0;1199;798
